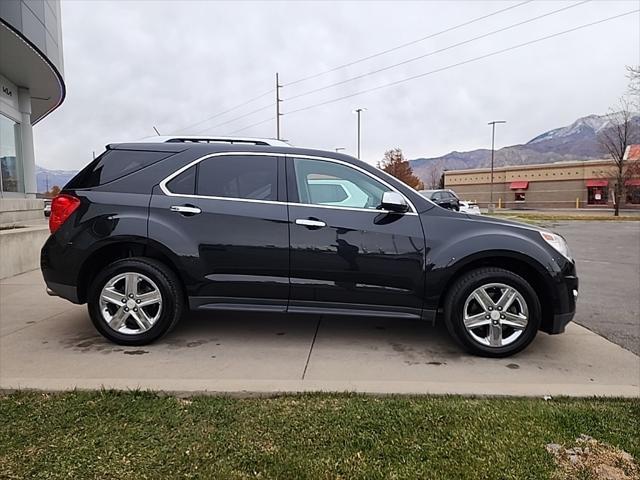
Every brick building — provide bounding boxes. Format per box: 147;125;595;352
444;145;640;209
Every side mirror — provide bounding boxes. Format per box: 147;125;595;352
380;191;409;213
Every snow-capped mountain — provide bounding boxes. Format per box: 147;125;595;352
410;113;640;185
36;165;78;193
527;114;612;145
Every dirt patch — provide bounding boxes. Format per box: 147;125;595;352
546;435;639;480
506;363;520;369
61;334;121;354
123;350;149;356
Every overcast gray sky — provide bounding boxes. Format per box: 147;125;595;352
34;0;639;170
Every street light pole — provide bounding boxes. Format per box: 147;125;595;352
487;120;506;212
335;147;345;153
353;108;366;159
275;72;282;140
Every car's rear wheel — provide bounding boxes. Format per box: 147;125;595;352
444;267;541;357
87;257;183;345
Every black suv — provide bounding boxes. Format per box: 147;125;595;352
42;138;578;357
419;189;460;211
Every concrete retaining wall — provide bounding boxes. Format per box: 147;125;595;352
0;198;45;226
0;225;49;279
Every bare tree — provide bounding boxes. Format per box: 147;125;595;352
425;164;441;189
598;97;639;216
627;65;639;95
378;148;424;190
627;65;640;109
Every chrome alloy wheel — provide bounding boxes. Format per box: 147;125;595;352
462;283;529;348
99;272;163;335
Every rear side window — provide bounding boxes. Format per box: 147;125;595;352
66;150;172;188
196;155;278;201
166;166;196;195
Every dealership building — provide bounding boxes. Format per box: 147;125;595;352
1;0;65;219
444;146;640;210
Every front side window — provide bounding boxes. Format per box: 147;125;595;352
197;155;277;201
293;158;392;210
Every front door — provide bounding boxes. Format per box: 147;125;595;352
286;156;426;318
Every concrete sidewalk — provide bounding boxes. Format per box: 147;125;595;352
1;270;638;397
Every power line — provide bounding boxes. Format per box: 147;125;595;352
173;88;274;134
191;102;274;134
228;117;275;134
285;0;589;102
284;9;638;117
283;0;533;87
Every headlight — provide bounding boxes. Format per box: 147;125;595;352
539;231;572;260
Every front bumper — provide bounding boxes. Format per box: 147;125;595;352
543;273;578;334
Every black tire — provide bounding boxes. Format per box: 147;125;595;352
87;257;184;346
444;267;541;357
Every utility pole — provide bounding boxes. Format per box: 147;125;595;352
275;73;282;140
487;120;506;213
353;108;366;159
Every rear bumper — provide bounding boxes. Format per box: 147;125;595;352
44;280;81;304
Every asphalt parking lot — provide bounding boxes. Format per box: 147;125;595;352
1;220;639;396
550;221;640;355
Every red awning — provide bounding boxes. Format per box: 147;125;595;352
625;179;640;186
510;181;529;190
585;179;608;187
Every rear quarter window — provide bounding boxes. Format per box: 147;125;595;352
66;150;173;189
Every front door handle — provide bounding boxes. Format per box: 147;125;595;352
295;218;326;228
170;205;202;216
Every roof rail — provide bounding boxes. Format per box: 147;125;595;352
135;135;291;147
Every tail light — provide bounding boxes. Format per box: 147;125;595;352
49;194;81;234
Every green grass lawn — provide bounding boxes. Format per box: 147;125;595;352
1;392;638;479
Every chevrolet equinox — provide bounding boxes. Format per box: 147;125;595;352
41;137;578;357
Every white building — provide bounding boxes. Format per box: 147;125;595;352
1;0;65;218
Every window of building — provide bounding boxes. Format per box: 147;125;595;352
587;187;608;205
515;192;525;202
0;113;24;194
626;183;640;205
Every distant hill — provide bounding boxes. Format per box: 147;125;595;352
36;165;77;193
410;113;640;185
35;113;639;192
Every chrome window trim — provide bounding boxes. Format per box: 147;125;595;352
159;152;418;215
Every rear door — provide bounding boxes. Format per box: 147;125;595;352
286;156;426;318
148;153;290;311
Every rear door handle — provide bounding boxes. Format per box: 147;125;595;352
170;205;202;215
295;218;326;228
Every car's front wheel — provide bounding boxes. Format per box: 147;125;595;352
444;267;541;357
87;257;184;345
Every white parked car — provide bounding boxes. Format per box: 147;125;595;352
43;200;52;217
459;199;481;215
